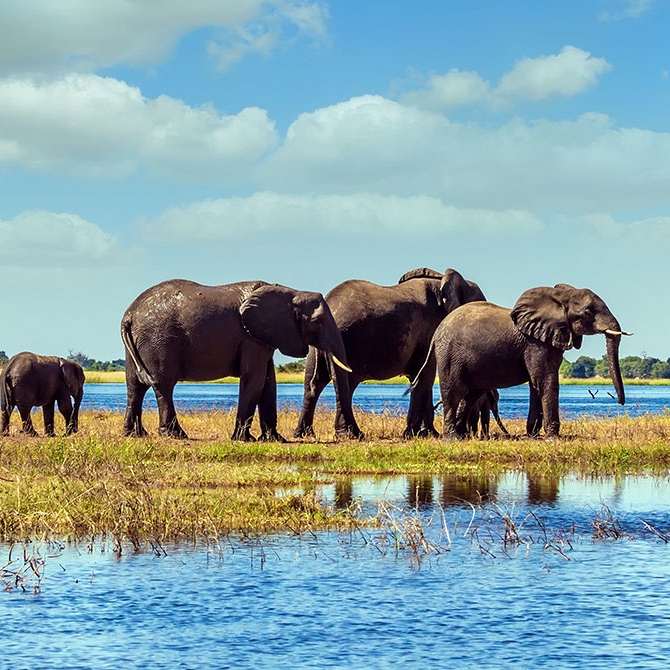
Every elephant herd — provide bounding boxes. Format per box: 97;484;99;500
0;267;631;441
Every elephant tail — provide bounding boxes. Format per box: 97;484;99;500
488;390;510;437
404;340;436;397
121;313;156;387
1;370;13;411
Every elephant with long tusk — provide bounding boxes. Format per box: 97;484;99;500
409;283;631;439
121;279;351;442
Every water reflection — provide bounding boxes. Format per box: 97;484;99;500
324;471;670;518
4;473;670;668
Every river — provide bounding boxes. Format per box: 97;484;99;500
82;381;670;419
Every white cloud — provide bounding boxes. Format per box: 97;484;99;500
0;74;278;180
257;96;670;212
494;46;612;106
599;0;654;21
142;192;542;240
401;46;611;112
207;1;329;70
0;0;327;74
0;211;118;266
401;69;490;112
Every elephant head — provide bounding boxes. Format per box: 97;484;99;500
239;284;351;371
440;268;486;313
397;267;486;313
510;284;631;404
59;358;85;433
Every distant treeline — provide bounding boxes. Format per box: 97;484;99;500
2;350;667;380
561;355;670;379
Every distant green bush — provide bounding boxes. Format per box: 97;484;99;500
562;354;670;379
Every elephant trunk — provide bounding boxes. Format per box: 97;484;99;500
311;304;352;373
603;320;625;405
68;390;83;435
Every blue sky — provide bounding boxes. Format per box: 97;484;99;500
0;0;668;364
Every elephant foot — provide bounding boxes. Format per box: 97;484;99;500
231;428;256;442
441;430;466;442
293;424;316;439
335;426;365;441
402;426;440;440
124;426;148;438
158;425;189;440
259;430;288;443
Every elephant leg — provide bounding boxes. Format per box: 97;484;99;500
404;354;439;439
232;355;268;441
123;369;149;437
56;394;75;435
540;374;560;437
42;401;57;437
17;404;38;436
258;360;286;443
334;375;364;440
527;385;543;437
1;402;13;435
155;382;187;439
479;405;491;439
293;348;330;438
440;381;468;440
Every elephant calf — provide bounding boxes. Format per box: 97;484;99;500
1;352;85;436
463;390;509;439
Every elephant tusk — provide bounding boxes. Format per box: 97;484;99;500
604;329;634;336
332;355;353;373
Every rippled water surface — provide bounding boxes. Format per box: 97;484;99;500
3;473;670;668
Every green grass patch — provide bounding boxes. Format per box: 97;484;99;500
2;409;670;545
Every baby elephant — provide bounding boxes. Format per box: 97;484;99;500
1;352;85;436
463;390;509;439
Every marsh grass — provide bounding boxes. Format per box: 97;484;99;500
1;408;670;546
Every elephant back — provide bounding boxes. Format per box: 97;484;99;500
397;268;443;284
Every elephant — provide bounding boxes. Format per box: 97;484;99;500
1;352;85;436
410;284;630;439
463;390;509;439
293;268;486;440
121;279;351;441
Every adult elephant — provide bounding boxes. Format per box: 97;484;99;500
410;284;630;439
121;279;351;441
293;268;486;440
1;352;85;436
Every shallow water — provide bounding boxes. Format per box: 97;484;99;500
83;382;670;419
3;473;670;668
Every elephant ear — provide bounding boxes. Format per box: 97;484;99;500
440;268;486;313
59;359;84;396
239;284;308;358
510;286;578;350
398;267;442;284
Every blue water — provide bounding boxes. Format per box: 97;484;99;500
3;472;670;668
82;382;670;419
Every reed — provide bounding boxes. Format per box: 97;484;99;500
1;408;669;545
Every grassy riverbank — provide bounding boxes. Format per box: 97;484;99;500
1;409;670;546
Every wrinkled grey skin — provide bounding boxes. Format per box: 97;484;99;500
1;352;85;437
463;390;509;439
293;268;486;440
121;279;350;442
411;284;627;439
